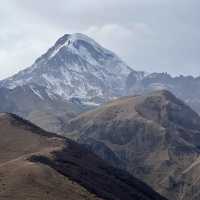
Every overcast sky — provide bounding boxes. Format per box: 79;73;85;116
0;0;200;79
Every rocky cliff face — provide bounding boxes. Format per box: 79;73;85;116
66;90;200;200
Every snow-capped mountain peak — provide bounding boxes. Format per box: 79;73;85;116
49;33;115;58
1;33;134;104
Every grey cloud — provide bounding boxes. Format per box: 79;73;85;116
0;0;199;79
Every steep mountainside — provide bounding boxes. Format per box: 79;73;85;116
67;90;200;200
0;33;135;133
0;85;90;134
0;112;166;200
1;33;200;134
1;33;133;104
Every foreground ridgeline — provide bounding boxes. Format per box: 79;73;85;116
67;90;200;200
0;112;166;200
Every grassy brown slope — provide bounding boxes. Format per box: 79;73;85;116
0;112;167;200
0;159;102;200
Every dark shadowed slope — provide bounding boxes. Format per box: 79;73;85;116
0;85;89;134
67;90;200;200
0;112;166;200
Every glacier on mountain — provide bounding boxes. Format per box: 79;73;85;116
1;33;134;104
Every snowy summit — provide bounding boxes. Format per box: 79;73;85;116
1;33;134;105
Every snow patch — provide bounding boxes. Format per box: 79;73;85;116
30;86;44;100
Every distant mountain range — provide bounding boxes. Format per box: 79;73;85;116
0;33;200;131
126;72;200;115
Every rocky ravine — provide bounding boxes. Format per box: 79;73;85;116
66;90;200;200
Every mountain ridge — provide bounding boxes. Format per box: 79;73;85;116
0;111;167;200
1;33;133;104
1;33;200;135
66;90;200;200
